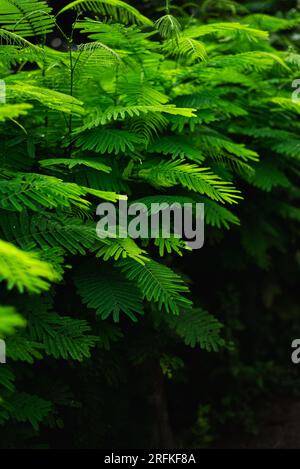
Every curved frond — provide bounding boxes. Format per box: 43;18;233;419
58;0;153;27
39;158;111;173
185;22;269;42
0;211;97;255
138;159;242;205
0;173;91;211
93;104;196;125
74;128;143;154
75;262;144;322
7;83;84;115
0;0;55;38
155;14;181;39
163;36;207;62
119;258;192;315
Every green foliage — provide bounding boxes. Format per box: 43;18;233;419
58;0;153;26
39;157;111;173
74;128;143;154
27;310;98;360
0;103;32;121
155;14;181;39
0;173;92;211
0;211;97;255
0;0;54;37
1;392;53;430
0;0;299;447
166;308;226;352
138;159;242;204
0;307;25;337
119;258;192;315
0;239;58;293
75;262;144;321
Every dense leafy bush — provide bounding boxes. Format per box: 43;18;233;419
0;0;300;448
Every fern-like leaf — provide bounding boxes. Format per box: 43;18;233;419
138;159;242;204
0;0;55;38
39;157;111;173
0;173;91;211
74;128;143;154
75;262;144;322
2;392;52;430
185;22;269;42
119;258;192;315
166;308;226;352
148;135;205;162
0;211;97;255
163;36;207;62
155;14;181;39
58;0;153;27
27;311;98;360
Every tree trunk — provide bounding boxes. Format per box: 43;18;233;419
148;360;175;448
